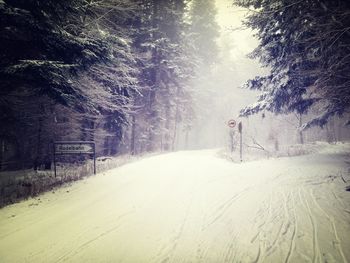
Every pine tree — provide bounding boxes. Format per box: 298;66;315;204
185;0;220;149
190;0;220;67
234;0;350;128
130;0;195;153
0;0;139;168
0;0;198;170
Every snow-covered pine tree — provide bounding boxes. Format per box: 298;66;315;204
129;0;195;153
190;0;220;67
184;0;220;149
234;0;350;128
0;0;139;168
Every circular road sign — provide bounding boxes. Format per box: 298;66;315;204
228;119;236;128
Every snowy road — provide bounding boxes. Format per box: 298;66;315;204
1;144;350;262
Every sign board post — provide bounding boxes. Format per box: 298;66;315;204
53;147;57;176
53;141;96;177
238;122;243;162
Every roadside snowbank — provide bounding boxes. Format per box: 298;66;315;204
0;154;139;207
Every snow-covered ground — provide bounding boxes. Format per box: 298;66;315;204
0;143;349;262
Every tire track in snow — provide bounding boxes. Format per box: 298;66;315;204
258;190;294;263
154;183;197;263
252;244;262;263
258;195;273;262
265;191;288;259
332;190;346;209
250;191;275;263
310;189;347;263
209;223;238;263
223;235;238;263
300;187;321;263
250;171;289;258
195;193;212;263
203;186;251;230
284;191;297;263
265;191;286;258
54;211;133;263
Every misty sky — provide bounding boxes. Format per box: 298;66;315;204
216;0;258;58
185;0;267;149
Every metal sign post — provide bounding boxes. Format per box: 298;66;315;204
238;122;243;162
53;141;96;177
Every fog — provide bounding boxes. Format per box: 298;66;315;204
177;0;350;153
177;1;266;150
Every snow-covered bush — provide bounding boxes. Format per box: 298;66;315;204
0;154;139;207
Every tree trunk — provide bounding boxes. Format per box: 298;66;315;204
131;115;136;155
0;138;3;170
164;99;171;151
298;113;304;144
34;117;43;171
172;108;179;151
185;128;189;150
331;117;337;143
325;119;335;143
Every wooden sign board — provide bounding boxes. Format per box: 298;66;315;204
53;141;96;176
54;142;94;154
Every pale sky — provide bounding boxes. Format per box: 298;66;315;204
215;0;259;61
186;1;269;149
214;0;268;80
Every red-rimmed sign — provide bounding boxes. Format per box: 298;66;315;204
228;119;236;128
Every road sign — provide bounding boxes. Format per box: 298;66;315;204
54;143;94;154
53;141;96;177
228;119;236;128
